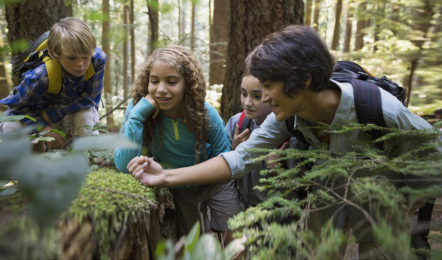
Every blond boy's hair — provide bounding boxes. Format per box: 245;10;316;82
47;17;96;58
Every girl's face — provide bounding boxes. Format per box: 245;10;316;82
240;75;272;125
148;61;186;118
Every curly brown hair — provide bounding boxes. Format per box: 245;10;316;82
132;45;209;162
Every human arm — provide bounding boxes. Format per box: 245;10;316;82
129;155;232;186
0;64;52;126
114;97;157;172
129;112;292;186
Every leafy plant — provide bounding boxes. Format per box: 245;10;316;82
155;222;245;260
228;123;442;259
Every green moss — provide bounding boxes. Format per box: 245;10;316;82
66;168;156;220
62;168;157;259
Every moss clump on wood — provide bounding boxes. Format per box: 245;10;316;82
65;168;156;220
59;168;158;259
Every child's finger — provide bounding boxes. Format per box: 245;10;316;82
128;156;142;172
234;124;240;136
238;128;250;138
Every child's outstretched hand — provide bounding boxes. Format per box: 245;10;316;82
144;93;160;119
232;123;251;150
128;155;166;187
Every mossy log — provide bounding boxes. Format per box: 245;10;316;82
57;168;174;260
0;168;175;259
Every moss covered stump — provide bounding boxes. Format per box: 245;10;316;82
57;168;172;260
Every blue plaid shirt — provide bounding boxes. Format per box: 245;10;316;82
0;47;107;127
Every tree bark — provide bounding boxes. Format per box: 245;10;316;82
220;0;304;121
343;0;353;52
354;1;368;51
331;0;343;50
5;0;69;85
130;0;135;89
147;0;159;54
123;4;129;99
0;28;11;102
313;0;321;30
190;3;196;51
304;0;313;27
102;0;114;126
209;0;229;86
405;0;434;106
5;0;67;48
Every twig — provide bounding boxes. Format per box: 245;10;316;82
99;97;130;121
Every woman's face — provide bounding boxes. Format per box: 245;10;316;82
148;61;186;117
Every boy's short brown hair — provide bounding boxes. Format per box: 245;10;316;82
47;17;96;58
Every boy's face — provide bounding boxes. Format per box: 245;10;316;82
57;52;92;77
241;75;272;124
261;80;306;122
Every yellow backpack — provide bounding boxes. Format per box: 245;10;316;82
11;31;95;94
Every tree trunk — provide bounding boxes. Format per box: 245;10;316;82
331;0;343;50
178;0;186;44
147;0;159;54
123;4;129;99
313;0;321;30
304;0;313;26
354;1;367;51
190;3;196;51
343;0;353;52
130;0;135;89
220;0;304;121
5;0;67;48
0;28;11;102
209;0;229;86
102;0;114;126
5;0;69;85
405;0;434;106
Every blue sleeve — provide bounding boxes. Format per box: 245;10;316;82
0;64;50;126
206;103;231;157
114;98;155;173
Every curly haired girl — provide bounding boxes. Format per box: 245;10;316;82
114;45;240;240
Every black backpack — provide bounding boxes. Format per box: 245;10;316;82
285;60;406;146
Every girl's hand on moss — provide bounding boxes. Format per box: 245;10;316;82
128;156;166;186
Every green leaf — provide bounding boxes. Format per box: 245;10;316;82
184;222;200;254
12;153;89;228
224;237;246;260
0;131;32;178
191;234;224;260
0;114;26;122
72;134;138;150
0;186;17;196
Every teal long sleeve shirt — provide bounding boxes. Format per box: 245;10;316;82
114;98;231;173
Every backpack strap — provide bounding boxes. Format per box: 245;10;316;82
43;55;62;95
284;116;310;149
352;79;386;127
42;52;95;95
238;110;251;132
